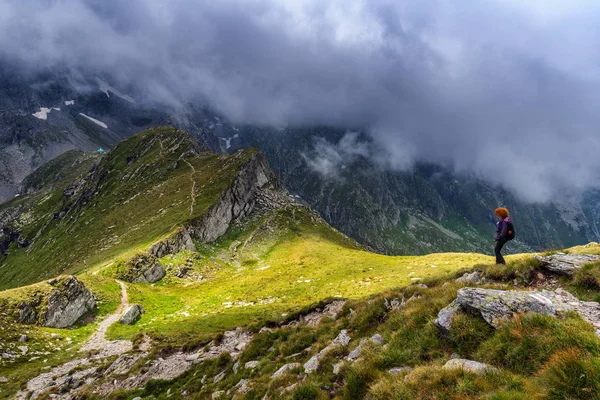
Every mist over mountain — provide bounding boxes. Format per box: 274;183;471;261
2;0;600;202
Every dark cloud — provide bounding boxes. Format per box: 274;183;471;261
1;0;600;201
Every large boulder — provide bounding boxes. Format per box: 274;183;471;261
435;288;557;333
117;253;166;283
120;304;144;325
535;253;599;276
44;276;96;328
435;287;600;334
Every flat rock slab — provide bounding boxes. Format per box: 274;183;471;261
443;359;497;374
535;253;599;276
435;287;557;333
436;287;600;334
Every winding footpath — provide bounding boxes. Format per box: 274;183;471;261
16;280;133;399
182;159;197;217
80;280;132;356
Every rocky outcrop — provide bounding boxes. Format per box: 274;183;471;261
300;300;347;327
148;228;196;258
435;288;557;333
435;287;600;334
303;330;351;374
18;276;96;328
188;153;280;243
535;253;599;276
43;277;96;328
120;304;144;325
116;253;166;283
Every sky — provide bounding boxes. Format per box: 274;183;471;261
1;0;600;201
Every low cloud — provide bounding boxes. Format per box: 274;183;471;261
302;132;370;178
2;0;600;201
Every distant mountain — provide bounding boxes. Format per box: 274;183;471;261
215;126;600;255
0;66;220;200
0;67;598;256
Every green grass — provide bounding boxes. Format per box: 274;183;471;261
102;206;493;343
3;128;600;399
0;127;258;289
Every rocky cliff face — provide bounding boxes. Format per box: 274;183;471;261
18;276;96;328
189;151;279;243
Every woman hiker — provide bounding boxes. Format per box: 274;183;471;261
494;207;514;265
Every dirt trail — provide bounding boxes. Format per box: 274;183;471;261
182;159;197;217
17;280;133;399
80;280;132;356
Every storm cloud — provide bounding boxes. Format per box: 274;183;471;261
1;0;600;201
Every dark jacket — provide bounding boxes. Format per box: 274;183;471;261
495;217;512;241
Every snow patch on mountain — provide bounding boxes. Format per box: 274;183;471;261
97;78;135;103
220;134;239;149
32;107;52;120
79;113;108;128
65;100;75;106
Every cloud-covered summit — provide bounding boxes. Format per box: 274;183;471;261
1;0;600;201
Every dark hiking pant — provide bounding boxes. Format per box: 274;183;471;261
495;238;507;265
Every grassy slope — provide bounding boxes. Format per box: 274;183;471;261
0;127;258;289
105;205;494;343
91;245;600;400
4;127;591;398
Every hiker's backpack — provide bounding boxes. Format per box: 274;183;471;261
506;221;515;241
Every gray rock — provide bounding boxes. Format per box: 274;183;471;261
0;377;7;383
148;228;196;258
119;304;144;325
457;288;557;327
233;360;241;374
456;271;483;284
132;398;142;400
346;340;365;361
443;359;497;374
212;391;225;400
245;360;260;369
18;300;40;324
43;276;96;328
535;253;599;276
301;300;347;327
434;299;462;334
189;153;278;243
388;367;413;375
436;288;564;334
332;329;351;346
213;370;226;383
304;329;353;374
18;334;28;342
346;333;385;362
303;355;320;374
333;361;345;375
370;333;385;345
271;363;301;378
234;378;251;394
119;253;166;283
282;383;298;394
384;297;404;311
